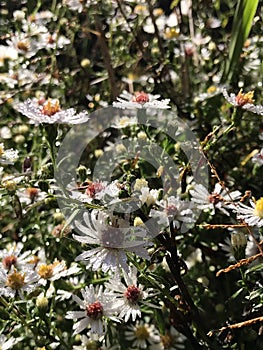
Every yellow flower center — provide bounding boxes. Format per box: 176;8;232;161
235;89;254;106
135;325;150;340
253;198;263;218
38;264;54;279
207;85;217;94
165;28;180;39
17;40;30;52
6;270;25;289
0;143;5;157
41;99;60;116
160;333;173;348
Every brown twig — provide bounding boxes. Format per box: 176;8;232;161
199;224;247;229
216;253;262;276
208;316;263;336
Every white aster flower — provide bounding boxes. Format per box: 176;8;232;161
37;260;80;286
0;242;32;271
73;211;150;273
252;148;263;166
139;187;159;207
66;285;120;336
125;321;161;349
17;186;47;205
0;45;18;66
150;196;194;231
113;91;170;110
105;266;156;322
69;180;120;204
190;183;241;216
64;0;98;12
15;98;89;124
0;266;39;298
223;88;263;115
234;197;263;227
7;31;43;58
73;334;101;350
159;326;187;349
0;143;18;164
0;334;22;350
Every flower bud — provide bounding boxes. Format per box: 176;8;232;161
231;232;247;260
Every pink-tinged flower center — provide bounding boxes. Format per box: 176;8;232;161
48;35;56;44
124;285;142;304
6;270;25;290
208;193;221;204
165;204;178;217
41;99;61;116
100;226;124;248
2;255;17;270
86;182;104;198
235;89;254;106
132;92;150;104
86;301;103;319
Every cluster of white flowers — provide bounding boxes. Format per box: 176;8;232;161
0;242;80;299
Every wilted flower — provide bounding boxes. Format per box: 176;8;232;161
66;285;120;336
15;98;89;124
223;89;263;115
113;91;170;110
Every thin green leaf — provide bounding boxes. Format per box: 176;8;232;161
222;0;259;83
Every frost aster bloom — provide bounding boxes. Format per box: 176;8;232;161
150;196;194;231
0;334;22;350
125;321;161;349
0;143;18;164
113;91;170;109
105;266;155;322
0;242;32;271
66;285;120;336
235;197;263;227
252;148;263;166
73;211;149;273
15;98;89;124
190;183;241;216
0;266;39;298
37;260;80;286
223;88;263;115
